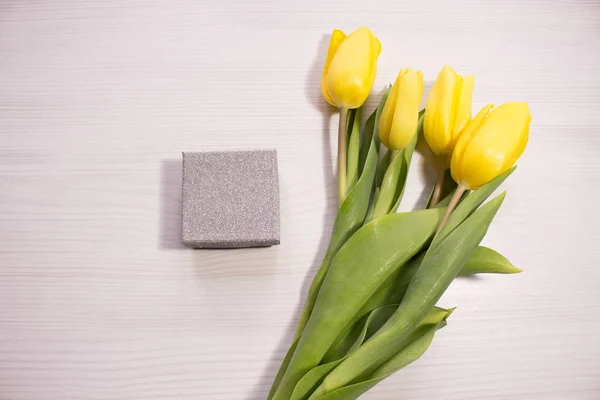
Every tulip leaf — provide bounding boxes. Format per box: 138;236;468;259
364;186;379;223
435;167;515;244
267;339;299;400
312;310;451;400
388;112;422;213
290;360;342;400
293;141;378;341
358;112;376;175
272;207;445;400
459;246;522;275
373;86;391;150
346;109;361;192
292;105;387;343
375;150;392;188
292;304;398;400
371;149;405;219
310;193;506;396
348;243;519;338
370;111;423;220
277;105;385;398
323;304;397;364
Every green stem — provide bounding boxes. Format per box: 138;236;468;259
337;107;349;206
433;184;466;241
429;161;446;208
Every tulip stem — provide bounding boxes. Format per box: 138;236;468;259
337;107;349;206
433;184;466;242
429;162;446;208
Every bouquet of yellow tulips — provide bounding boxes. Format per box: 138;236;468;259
268;27;531;400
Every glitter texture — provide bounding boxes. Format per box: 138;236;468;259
181;150;280;248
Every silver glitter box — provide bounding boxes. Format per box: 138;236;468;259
181;150;280;248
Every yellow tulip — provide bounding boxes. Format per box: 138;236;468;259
424;66;475;156
451;102;532;189
321;27;381;109
379;68;424;150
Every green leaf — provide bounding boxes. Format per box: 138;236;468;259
358;112;375;174
267;339;299;400
271;207;446;400
459;246;522;275
371;150;405;218
311;193;506;396
372;86;391;150
290;360;342;400
364;186;379;223
346;110;361;192
323;304;397;364
371;110;422;219
388;114;421;213
435;167;514;244
375;150;392;188
313;309;451;400
291;305;397;400
292;120;381;342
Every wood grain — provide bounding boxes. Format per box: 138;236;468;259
1;0;599;399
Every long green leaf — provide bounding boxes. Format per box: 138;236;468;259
314;312;450;400
435;167;514;243
291;305;397;400
311;193;506;397
267;339;299;400
371;150;405;218
274;99;390;398
371;110;422;219
358;112;375;174
346;110;361;192
331;242;517;360
375;150;392;188
271;208;446;400
293;125;378;340
388;115;421;214
459;246;522;275
323;304;397;364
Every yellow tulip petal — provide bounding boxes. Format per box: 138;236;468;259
373;36;382;58
388;69;423;150
326;27;380;109
379;76;401;149
424;66;459;155
503;107;531;169
451;74;474;145
458;102;531;189
451;104;493;186
321;29;347;106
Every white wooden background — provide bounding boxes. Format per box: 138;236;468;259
1;1;599;399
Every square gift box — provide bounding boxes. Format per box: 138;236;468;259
181;150;280;248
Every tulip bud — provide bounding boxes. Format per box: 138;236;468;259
451;102;531;189
378;68;424;150
321;27;381;109
424;66;475;156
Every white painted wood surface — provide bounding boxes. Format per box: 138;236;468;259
1;1;599;399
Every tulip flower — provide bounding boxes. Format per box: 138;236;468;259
451;102;531;190
321;27;381;205
424;66;475;156
434;102;531;238
379;68;424;151
423;66;474;206
321;27;381;110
